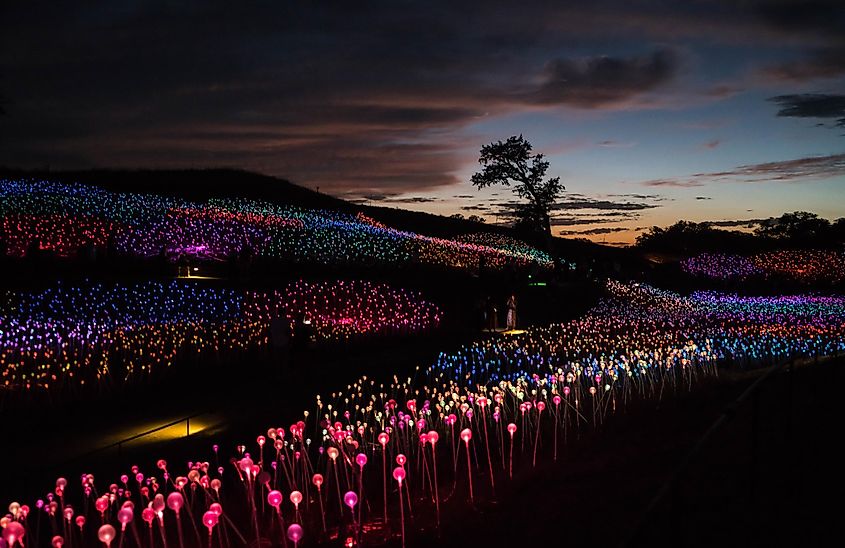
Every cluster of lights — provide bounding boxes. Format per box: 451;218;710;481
4;280;842;547
0;280;441;393
681;250;845;284
0;179;552;270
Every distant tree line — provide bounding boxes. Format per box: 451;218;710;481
636;212;845;254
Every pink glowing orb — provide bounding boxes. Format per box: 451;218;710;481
447;413;457;425
507;423;517;436
117;508;133;527
419;433;429;445
141;508;155;525
378;432;389;446
290;490;303;507
428;430;439;444
202;510;218;530
267;490;282;508
392;466;406;483
75;515;86;529
52;535;64;548
327;447;339;461
97;524;115;546
537;401;546;412
563;386;571;396
287;524;304;543
257;435;266;447
166;492;184;512
312;473;324;488
2;522;25;546
209;503;223;516
553;395;561;406
460;428;472;443
152;495;165;514
396;453;407;466
344;490;358;509
95;497;109;514
356;453;368;468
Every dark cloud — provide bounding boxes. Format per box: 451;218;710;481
642;152;845;186
597;140;636;148
528;49;679;108
755;1;845;81
695;196;712;200
755;0;845;37
606;193;665;200
384;196;440;204
701;153;845;182
0;0;841;200
703;218;767;227
763;47;845;82
550;212;639;226
555;199;659;211
769;94;845;128
558;227;629;235
641;178;706;188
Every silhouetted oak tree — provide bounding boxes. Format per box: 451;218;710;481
471;135;563;237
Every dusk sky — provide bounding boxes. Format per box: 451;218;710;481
1;0;843;244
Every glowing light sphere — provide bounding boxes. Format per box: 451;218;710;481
460;428;472;443
166;492;184;512
202;511;219;530
2;522;25;546
117;507;133;528
344;491;358;509
392;467;406;483
356;453;368;468
289;490;303;508
312;473;324;488
95;497;109;514
287;524;304;543
97;524;116;547
267;490;282;508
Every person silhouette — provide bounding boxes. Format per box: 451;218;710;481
506;293;517;331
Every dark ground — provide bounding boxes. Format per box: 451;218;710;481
2;270;842;547
0;275;601;500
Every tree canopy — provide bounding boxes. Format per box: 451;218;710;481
636;212;845;254
471;135;564;237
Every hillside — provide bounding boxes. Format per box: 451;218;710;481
0;167;623;261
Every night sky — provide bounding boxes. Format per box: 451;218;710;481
1;1;843;244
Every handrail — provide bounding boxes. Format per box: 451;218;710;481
75;411;209;460
622;355;796;547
